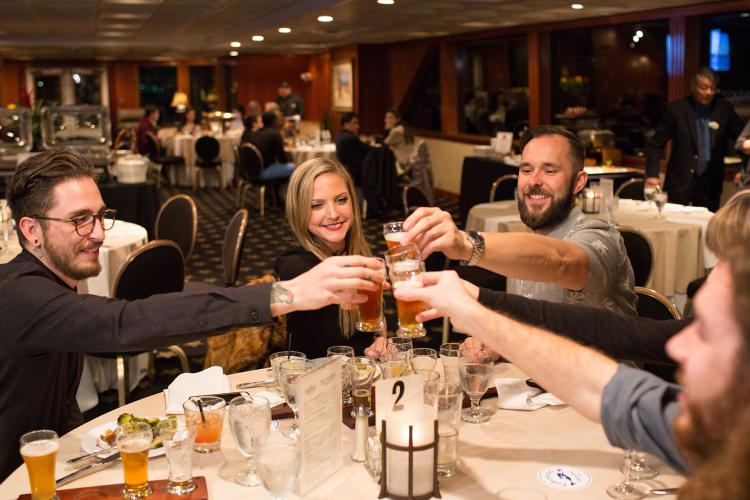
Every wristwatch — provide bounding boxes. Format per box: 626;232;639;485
461;231;485;266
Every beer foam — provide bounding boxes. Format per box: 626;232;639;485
120;439;151;452
391;260;420;273
21;440;58;457
384;232;405;242
392;279;423;289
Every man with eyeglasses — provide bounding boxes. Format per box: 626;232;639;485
0;147;385;481
646;67;744;211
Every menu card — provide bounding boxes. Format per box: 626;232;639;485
296;357;343;495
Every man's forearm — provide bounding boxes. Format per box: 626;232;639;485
462;301;618;422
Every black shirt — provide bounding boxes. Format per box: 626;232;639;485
0;250;273;481
335;129;373;183
243;127;288;167
275;93;304;117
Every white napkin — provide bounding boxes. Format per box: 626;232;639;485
251;390;286;408
495;378;565;411
662;203;709;214
163;366;230;414
483;214;521;232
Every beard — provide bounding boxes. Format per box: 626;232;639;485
517;180;576;231
42;237;102;282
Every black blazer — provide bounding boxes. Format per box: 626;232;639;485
244;127;288;167
646;95;744;204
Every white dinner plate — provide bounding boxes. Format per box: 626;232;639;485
81;419;166;458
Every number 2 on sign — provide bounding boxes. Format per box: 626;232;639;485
392;381;405;411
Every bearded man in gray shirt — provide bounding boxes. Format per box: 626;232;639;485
401;125;636;316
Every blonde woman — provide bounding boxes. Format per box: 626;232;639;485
275;158;382;357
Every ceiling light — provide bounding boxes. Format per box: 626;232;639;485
317;15;333;22
741;12;749;17
377;0;395;4
635;30;643;38
278;27;292;33
72;73;81;84
229;50;238;57
632;35;639;42
230;41;241;47
251;35;264;42
571;3;583;9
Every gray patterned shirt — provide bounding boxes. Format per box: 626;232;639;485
507;206;637;316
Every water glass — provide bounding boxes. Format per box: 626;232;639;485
411;347;438;374
158;418;197;495
459;347;494;423
256;432;302;500
439;342;462;386
116;422;153;499
643;185;656;209
228;395;271;487
183;396;226;453
280;358;314;438
381;337;414;379
424;381;463;477
348;356;377;416
270;351;306;394
654;192;668;220
327;345;355;404
20;429;59;500
606;449;647;499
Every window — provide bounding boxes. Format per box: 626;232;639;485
189;65;217;115
402;49;441;132
455;36;528;136
139;66;177;124
33;73;62;105
551;20;669;155
700;11;750;100
72;70;102;105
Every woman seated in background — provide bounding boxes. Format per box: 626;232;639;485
383;108;414;172
180;107;201;136
275;158;383;358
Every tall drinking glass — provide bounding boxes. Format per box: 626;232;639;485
382;221;405;249
348;356;378;416
183;396;226;453
643;185;656;209
20;430;59;500
459;347;494;423
411;347;438;374
439;342;462;386
116;422;153;499
327;345;355;404
228;395;271;487
356;257;386;332
654;192;668;220
270;351;306;395
280;358;314;438
385;244;428;338
158;417;197;495
423;381;463;477
381;337;413;378
256;432;301;500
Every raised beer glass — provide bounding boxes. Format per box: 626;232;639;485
385;244;428;338
382;221;405;249
356;257;386;332
20;430;59;500
116;422;153;499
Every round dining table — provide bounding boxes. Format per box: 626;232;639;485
0;363;684;499
162;133;240;188
286;143;337;165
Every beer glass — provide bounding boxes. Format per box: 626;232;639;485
356;257;386;332
459;347;494;424
116;422;153;499
183;396;226;453
280;358;314;438
385;244;428;338
270;351;306;394
327;345;355;404
381;337;413;378
228;395;271;487
382;221;405;249
20;429;59;500
158;417;197;495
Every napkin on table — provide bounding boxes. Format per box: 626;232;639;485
164;366;230;414
495;378;565;411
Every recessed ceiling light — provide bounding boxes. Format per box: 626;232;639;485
632;35;639;42
635;30;643;37
278;27;292;33
317;15;333;22
741;12;749;17
229;50;239;57
571;3;584;9
251;35;264;42
377;0;395;4
230;41;241;47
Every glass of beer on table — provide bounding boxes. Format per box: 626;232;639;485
20;429;59;500
356;257;386;332
383;221;406;249
115;422;153;499
183;396;226;453
385;243;428;337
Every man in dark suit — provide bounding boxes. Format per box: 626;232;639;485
646;67;744;211
335;112;373;184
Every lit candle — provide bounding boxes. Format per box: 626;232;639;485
385;404;435;497
582;188;600;213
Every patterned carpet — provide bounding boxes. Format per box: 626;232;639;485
83;185;460;421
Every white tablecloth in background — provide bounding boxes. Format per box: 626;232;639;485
467;199;714;300
163;134;240;188
286;143;337;165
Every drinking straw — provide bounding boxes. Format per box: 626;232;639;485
195;398;206;423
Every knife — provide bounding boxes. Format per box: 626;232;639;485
56;451;121;487
649;487;679;496
236;379;275;389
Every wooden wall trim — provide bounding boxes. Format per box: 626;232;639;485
438;41;459;136
528;31;551;126
667;16;687;103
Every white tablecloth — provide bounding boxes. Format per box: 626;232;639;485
286;143;337;165
0;363;684;499
466;199;714;298
163;134;240;188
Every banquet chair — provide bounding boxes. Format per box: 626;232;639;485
194;136;223;190
616;225;654;287
614;178;646;200
186;209;249;289
113;127;137;152
635;286;682;321
402;184;431;217
489;174;518;202
236;142;284;217
155;194;198;264
143;131;184;188
90;240;189;406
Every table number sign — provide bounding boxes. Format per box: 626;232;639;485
296;357;343;495
375;373;426;427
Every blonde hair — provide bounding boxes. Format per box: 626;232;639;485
285;158;371;336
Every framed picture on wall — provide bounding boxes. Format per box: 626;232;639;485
331;60;354;111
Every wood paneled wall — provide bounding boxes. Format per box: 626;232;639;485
0;61;24;106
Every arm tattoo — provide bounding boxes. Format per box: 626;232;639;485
271;281;294;305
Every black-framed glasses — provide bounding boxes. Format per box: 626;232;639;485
32;208;118;236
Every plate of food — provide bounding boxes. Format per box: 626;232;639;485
81;413;172;458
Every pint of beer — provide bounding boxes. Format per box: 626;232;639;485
116;422;153;499
383;221;405;249
20;430;58;500
387;256;428;338
356;257;385;332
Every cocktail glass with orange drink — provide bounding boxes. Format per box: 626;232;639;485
183;396;226;453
